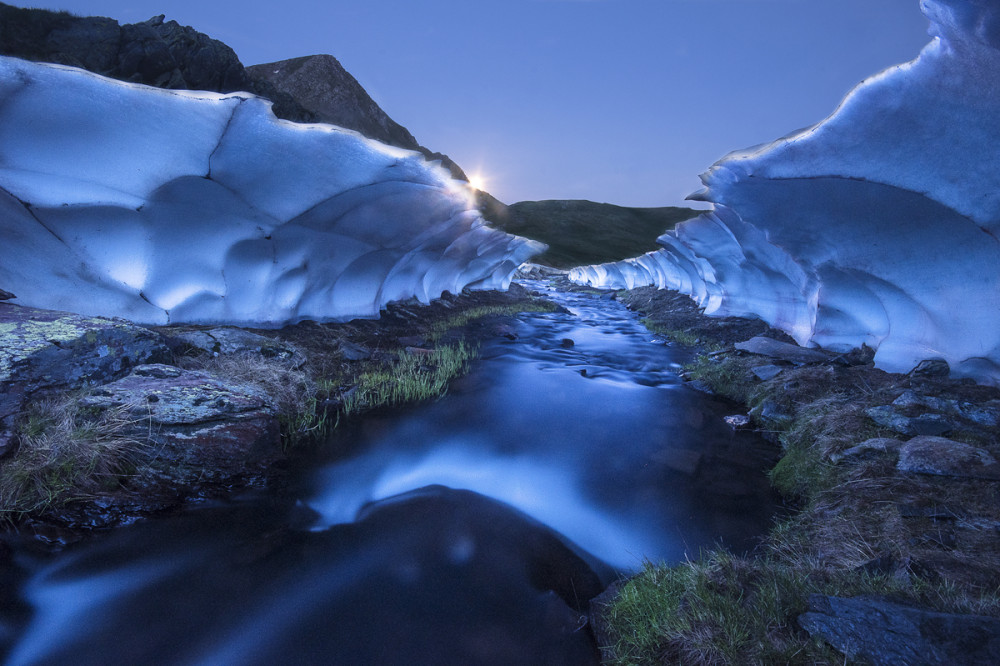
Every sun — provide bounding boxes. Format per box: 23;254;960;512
467;174;486;191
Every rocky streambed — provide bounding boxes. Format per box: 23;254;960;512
3;277;1000;664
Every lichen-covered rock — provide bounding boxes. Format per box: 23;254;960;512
79;364;280;490
0;302;170;425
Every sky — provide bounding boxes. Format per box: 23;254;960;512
12;0;932;207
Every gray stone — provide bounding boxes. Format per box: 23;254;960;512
751;364;784;381
865;405;956;437
735;336;832;364
755;399;793;425
954;400;1000;427
0;302;170;424
171;327;296;360
799;594;1000;665
910;358;951;378
897;435;1000;480
890;391;1000;428
830;437;904;463
79;363;280;489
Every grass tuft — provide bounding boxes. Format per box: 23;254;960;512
341;342;477;414
0;394;144;521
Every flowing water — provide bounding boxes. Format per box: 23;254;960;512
0;281;779;665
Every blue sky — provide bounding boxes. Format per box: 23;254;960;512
15;0;931;206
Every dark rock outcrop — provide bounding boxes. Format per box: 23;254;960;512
247;54;419;150
799;594;1000;665
247;54;468;180
0;3;313;122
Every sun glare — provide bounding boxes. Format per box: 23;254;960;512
468;174;486;191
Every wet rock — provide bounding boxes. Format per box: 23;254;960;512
830;437;903;463
560;338;575;348
751;364;784;381
0;303;170;425
865;405;956;436
78;363;280;491
910;358;951;378
897;435;1000;480
799;594;1000;665
723;414;752;429
754;399;793;426
735;336;833;365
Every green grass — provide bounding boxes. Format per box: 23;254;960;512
0;395;144;521
426;302;557;341
683;353;762;403
603;544;1000;665
342;342;477;414
640;318;704;347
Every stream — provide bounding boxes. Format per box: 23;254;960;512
0;281;779;665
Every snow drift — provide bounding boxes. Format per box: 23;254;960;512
0;56;542;326
571;0;1000;385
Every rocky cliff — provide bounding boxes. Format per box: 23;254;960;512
247;54;468;180
0;2;312;122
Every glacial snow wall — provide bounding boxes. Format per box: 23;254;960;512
0;56;542;326
571;0;1000;385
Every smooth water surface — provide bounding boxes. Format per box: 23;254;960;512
1;281;778;665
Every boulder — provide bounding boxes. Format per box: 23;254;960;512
0;302;170;426
896;435;1000;480
799;594;1000;665
79;364;280;491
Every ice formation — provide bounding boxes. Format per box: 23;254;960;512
0;56;542;326
572;0;1000;385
